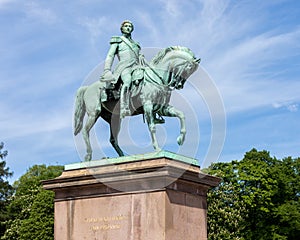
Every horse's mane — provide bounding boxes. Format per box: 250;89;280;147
150;46;195;65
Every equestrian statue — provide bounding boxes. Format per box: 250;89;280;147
74;20;200;161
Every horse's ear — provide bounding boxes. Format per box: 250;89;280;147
195;58;201;64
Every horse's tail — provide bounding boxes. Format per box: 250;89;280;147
74;86;88;136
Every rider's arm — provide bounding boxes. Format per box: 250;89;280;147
103;43;118;73
103;36;122;73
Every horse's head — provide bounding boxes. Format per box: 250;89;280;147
169;53;200;90
150;46;200;90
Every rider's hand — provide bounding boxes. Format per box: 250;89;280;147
101;70;115;82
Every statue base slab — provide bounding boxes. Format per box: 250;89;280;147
43;151;221;240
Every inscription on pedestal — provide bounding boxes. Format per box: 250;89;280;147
84;215;128;232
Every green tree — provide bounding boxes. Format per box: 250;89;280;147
0;142;13;237
19;190;55;240
239;150;300;239
1;164;63;240
206;161;247;240
206;149;300;240
237;149;279;239
271;156;300;239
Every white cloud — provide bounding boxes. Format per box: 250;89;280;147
215;29;300;70
135;12;160;45
24;2;57;24
0;102;72;140
79;16;106;37
78;16;118;46
273;101;299;112
200;0;229;30
193;8;300;113
287;104;298;112
0;0;14;8
162;0;181;17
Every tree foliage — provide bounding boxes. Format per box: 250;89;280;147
0;143;13;237
1;164;63;240
19;190;55;240
206;149;300;240
206;162;247;240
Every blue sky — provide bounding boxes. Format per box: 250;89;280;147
1;0;300;183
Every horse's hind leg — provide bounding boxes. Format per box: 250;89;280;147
82;114;97;161
109;114;124;156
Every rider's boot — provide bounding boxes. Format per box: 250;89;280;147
120;85;131;118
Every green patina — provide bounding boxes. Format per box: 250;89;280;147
73;20;201;161
65;150;199;170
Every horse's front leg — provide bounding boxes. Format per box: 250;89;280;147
161;105;186;145
144;102;160;151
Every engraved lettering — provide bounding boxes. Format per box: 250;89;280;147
85;215;127;231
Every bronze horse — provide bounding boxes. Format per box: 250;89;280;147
74;46;200;161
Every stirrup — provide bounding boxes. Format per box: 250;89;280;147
154;115;165;124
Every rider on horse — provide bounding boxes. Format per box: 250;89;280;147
100;20;164;123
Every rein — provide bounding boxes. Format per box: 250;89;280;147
120;36;169;89
143;68;171;92
144;60;189;91
144;59;189;90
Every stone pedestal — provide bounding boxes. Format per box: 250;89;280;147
43;151;221;240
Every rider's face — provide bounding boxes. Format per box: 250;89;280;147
121;23;133;34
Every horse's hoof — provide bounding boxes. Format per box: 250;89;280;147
85;154;92;161
154;117;165;124
154;147;162;152
177;135;185;145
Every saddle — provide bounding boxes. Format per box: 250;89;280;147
100;67;144;102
